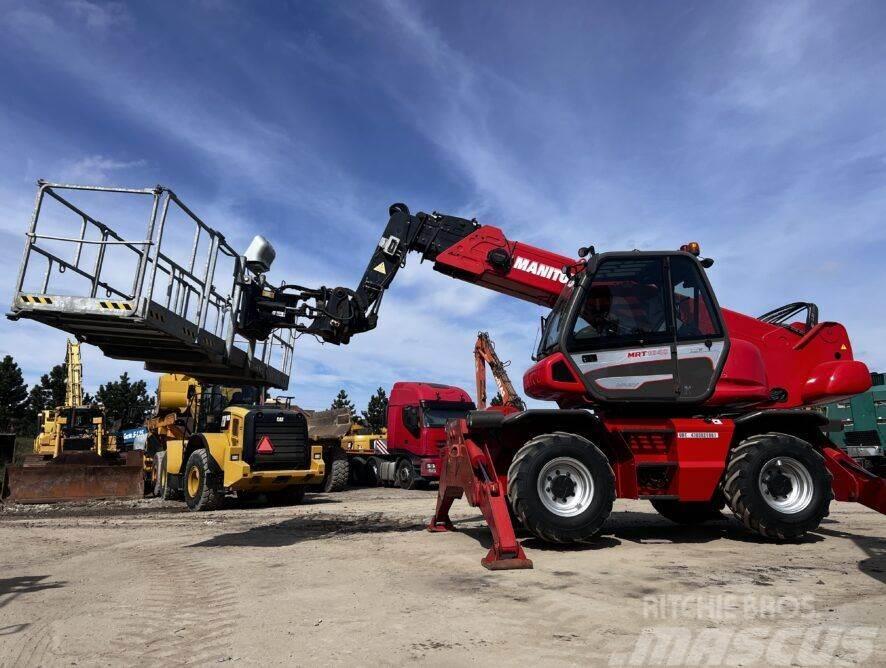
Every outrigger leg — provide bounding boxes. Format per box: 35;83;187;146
427;421;532;570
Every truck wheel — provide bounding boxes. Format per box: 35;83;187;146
322;448;349;493
651;496;725;524
396;458;418;490
365;456;382;486
350;456;367;485
268;486;306;506
507;432;615;544
152;452;165;497
723;432;832;540
183;449;224;511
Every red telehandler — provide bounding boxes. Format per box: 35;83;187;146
235;205;885;568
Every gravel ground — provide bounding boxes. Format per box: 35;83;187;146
0;488;883;666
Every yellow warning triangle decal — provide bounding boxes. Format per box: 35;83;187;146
840;344;847;350
373;262;387;275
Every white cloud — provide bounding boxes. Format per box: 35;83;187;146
63;155;147;183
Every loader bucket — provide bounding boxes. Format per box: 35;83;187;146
303;407;353;441
3;451;145;504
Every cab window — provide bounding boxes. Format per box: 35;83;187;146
422;407;471;428
537;281;575;356
669;255;721;341
570;257;672;350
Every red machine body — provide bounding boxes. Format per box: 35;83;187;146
423;223;882;568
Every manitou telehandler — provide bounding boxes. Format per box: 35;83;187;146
234;203;885;568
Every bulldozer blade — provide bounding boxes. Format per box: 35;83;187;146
3;451;145;504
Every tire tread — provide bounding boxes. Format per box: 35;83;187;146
723;432;831;540
507;432;615;544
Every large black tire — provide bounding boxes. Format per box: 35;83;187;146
268;486;306;506
651;495;725;525
364;456;383;487
507;432;615;543
159;452;183;501
723;432;832;540
183;449;224;512
396;458;419;490
349;456;368;485
322;448;349;493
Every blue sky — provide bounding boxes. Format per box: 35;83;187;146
1;0;884;411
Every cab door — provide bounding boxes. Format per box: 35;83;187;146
667;255;728;402
565;255;679;402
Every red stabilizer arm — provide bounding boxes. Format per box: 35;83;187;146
823;446;886;515
428;420;533;570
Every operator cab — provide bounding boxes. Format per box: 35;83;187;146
537;250;728;404
194;384;265;433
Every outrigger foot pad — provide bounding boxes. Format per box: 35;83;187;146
481;546;533;570
427;518;456;532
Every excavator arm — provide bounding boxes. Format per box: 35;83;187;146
475;331;526;411
65;340;83;408
236;204;575;344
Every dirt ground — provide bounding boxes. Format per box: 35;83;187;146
0;488;883;667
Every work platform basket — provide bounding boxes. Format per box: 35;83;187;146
9;182;294;389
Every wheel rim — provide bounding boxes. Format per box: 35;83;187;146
187;466;201;497
398;464;410;483
537;457;595;517
758;457;814;514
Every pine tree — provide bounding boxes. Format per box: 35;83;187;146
22;384;46;436
96;372;154;428
18;354;68;435
361;387;388;432
330;389;356;415
0;355;29;432
490;392;504;406
43;364;67;409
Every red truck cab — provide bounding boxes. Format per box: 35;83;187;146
383;382;475;487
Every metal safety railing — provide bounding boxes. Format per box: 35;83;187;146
12;181;294;381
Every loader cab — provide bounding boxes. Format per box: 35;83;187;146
537;251;728;404
193;384;263;433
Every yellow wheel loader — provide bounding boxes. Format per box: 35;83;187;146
3;341;144;504
147;374;325;511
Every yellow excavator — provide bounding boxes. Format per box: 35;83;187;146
3;341;144;503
